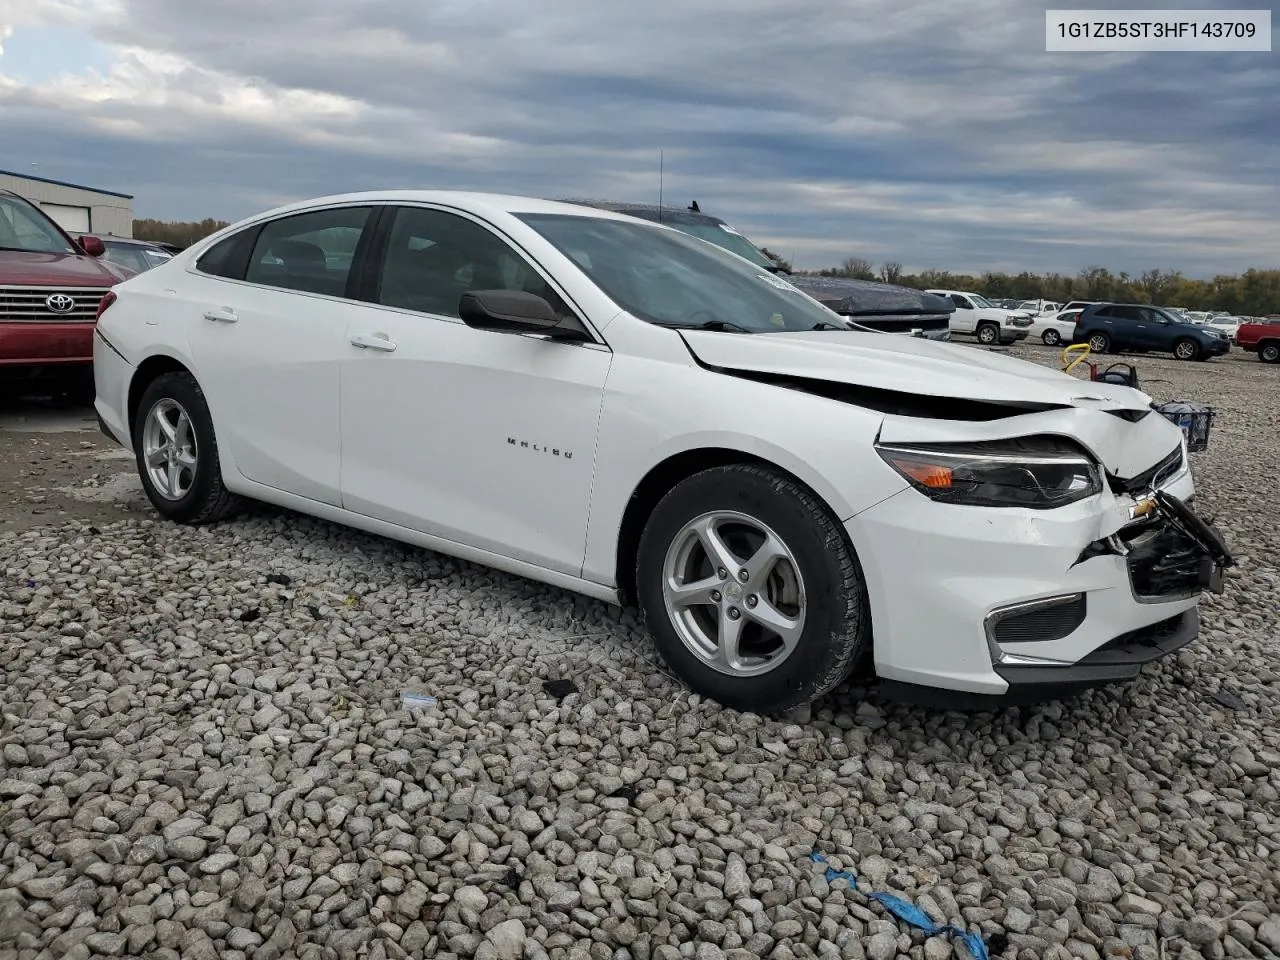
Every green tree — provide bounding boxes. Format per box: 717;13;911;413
132;218;230;249
1138;269;1184;305
817;257;877;280
759;247;791;272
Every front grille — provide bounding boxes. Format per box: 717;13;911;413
1110;445;1184;496
1126;521;1213;600
1010;317;1032;327
0;286;109;323
1079;611;1195;665
990;594;1087;645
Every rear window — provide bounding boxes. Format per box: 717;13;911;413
196;234;245;278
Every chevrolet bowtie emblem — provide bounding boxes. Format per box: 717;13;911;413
1129;497;1157;520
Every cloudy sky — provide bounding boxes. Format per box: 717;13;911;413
1;0;1276;275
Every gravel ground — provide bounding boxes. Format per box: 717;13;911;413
1;344;1277;960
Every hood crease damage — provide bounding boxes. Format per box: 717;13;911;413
677;330;1183;482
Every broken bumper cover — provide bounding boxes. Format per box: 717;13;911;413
992;607;1199;700
847;457;1233;705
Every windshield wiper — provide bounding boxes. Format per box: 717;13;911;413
811;320;852;331
658;319;753;333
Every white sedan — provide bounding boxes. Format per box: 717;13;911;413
92;191;1231;712
1028;308;1083;346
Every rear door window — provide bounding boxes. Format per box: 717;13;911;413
244;206;373;298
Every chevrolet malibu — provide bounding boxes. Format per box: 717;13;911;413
92;192;1233;713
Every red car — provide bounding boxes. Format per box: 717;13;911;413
1;189;134;393
1236;318;1280;364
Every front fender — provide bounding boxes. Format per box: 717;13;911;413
580;354;908;586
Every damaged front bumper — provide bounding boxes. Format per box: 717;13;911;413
846;435;1234;707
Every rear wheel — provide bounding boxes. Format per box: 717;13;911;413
1173;338;1200;361
977;323;1000;345
1087;333;1110;353
635;464;869;713
132;372;239;524
1042;329;1062;346
1259;341;1280;364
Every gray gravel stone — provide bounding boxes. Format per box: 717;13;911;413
486;918;526;960
0;348;1275;960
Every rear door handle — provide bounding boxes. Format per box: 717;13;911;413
203;307;238;323
350;332;397;352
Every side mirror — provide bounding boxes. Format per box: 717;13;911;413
459;289;589;340
78;235;106;258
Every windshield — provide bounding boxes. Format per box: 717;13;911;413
102;241;172;273
0;195;76;254
662;221;779;271
969;294;995;309
518;213;843;333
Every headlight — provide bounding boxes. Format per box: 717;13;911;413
875;437;1103;509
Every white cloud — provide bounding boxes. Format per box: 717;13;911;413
0;0;1275;276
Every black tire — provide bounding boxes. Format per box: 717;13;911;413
1042;329;1062;346
1258;341;1280;364
132;371;239;524
1087;332;1110;353
635;464;870;713
1173;338;1201;361
976;323;999;345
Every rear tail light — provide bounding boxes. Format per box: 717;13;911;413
95;291;117;321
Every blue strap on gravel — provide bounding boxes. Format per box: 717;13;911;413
808;851;990;960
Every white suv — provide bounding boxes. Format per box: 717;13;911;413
928;289;1033;345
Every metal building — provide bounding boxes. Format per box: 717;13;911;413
0;168;134;238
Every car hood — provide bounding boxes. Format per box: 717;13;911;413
681;328;1150;410
0;250;132;287
783;274;953;317
680;329;1184;481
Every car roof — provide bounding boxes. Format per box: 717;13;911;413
242;191;649;225
560;199;730;227
74;233;167;247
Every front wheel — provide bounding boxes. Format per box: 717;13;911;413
1258;341;1279;364
976;323;999;345
1042;329;1062;346
1087;333;1110;353
1173;339;1200;361
132;371;239;524
635;465;869;713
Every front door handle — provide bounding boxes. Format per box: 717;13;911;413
350;332;397;352
203;307;238;323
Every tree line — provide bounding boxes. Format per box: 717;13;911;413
130;220;1279;316
132;218;230;249
801;257;1280;317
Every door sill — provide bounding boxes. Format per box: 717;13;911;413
226;477;622;605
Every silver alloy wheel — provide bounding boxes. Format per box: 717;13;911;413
978;325;998;344
142;398;198;501
661;510;807;677
1088;334;1108;352
1042;330;1061;345
1175;340;1197;360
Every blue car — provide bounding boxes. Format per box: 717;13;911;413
1073;303;1231;361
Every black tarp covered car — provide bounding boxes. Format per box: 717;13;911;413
564;200;954;339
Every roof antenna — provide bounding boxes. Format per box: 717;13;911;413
658;150;664;223
689;200;699;212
